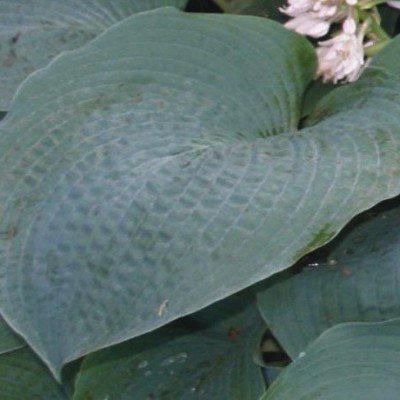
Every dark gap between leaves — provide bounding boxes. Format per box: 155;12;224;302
395;17;400;35
185;0;223;13
261;329;290;366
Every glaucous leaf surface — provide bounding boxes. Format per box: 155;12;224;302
2;8;400;378
0;0;188;110
257;200;400;358
74;293;266;400
262;319;400;400
0;8;315;377
0;347;68;399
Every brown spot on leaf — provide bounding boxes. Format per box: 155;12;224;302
132;93;143;104
227;328;239;340
3;49;17;67
341;267;352;276
10;32;21;45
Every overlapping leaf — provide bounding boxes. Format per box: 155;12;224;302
0;316;23;355
263;319;400;400
2;7;400;378
0;312;65;398
73;292;265;400
0;347;67;399
0;0;188;110
257;199;400;358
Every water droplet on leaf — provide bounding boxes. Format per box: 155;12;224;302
138;360;149;369
160;352;188;367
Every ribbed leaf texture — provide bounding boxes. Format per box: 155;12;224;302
1;8;400;378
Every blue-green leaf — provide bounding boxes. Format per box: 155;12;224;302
73;293;266;400
0;8;316;377
263;319;400;400
257;201;400;358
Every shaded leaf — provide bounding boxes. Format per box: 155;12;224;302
0;0;188;110
0;347;67;399
262;319;400;400
73;293;266;400
367;32;400;77
0;316;24;355
215;0;285;21
300;80;334;118
379;4;400;36
62;359;84;398
257;200;400;358
263;366;283;388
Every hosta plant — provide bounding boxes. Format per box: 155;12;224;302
1;0;400;398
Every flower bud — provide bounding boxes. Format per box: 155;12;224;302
343;17;357;34
285;14;330;37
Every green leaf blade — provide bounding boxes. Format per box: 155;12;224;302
73;293;266;400
257;201;400;358
0;347;68;399
263;319;400;400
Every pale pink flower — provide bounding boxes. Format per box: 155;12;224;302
280;0;314;16
280;0;339;18
316;29;365;83
280;0;343;37
387;1;400;8
343;16;357;34
284;13;331;37
312;0;338;17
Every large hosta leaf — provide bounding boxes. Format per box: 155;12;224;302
257;200;400;358
0;8;315;376
263;319;400;400
74;292;265;400
2;7;400;377
0;0;188;110
0;347;68;399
